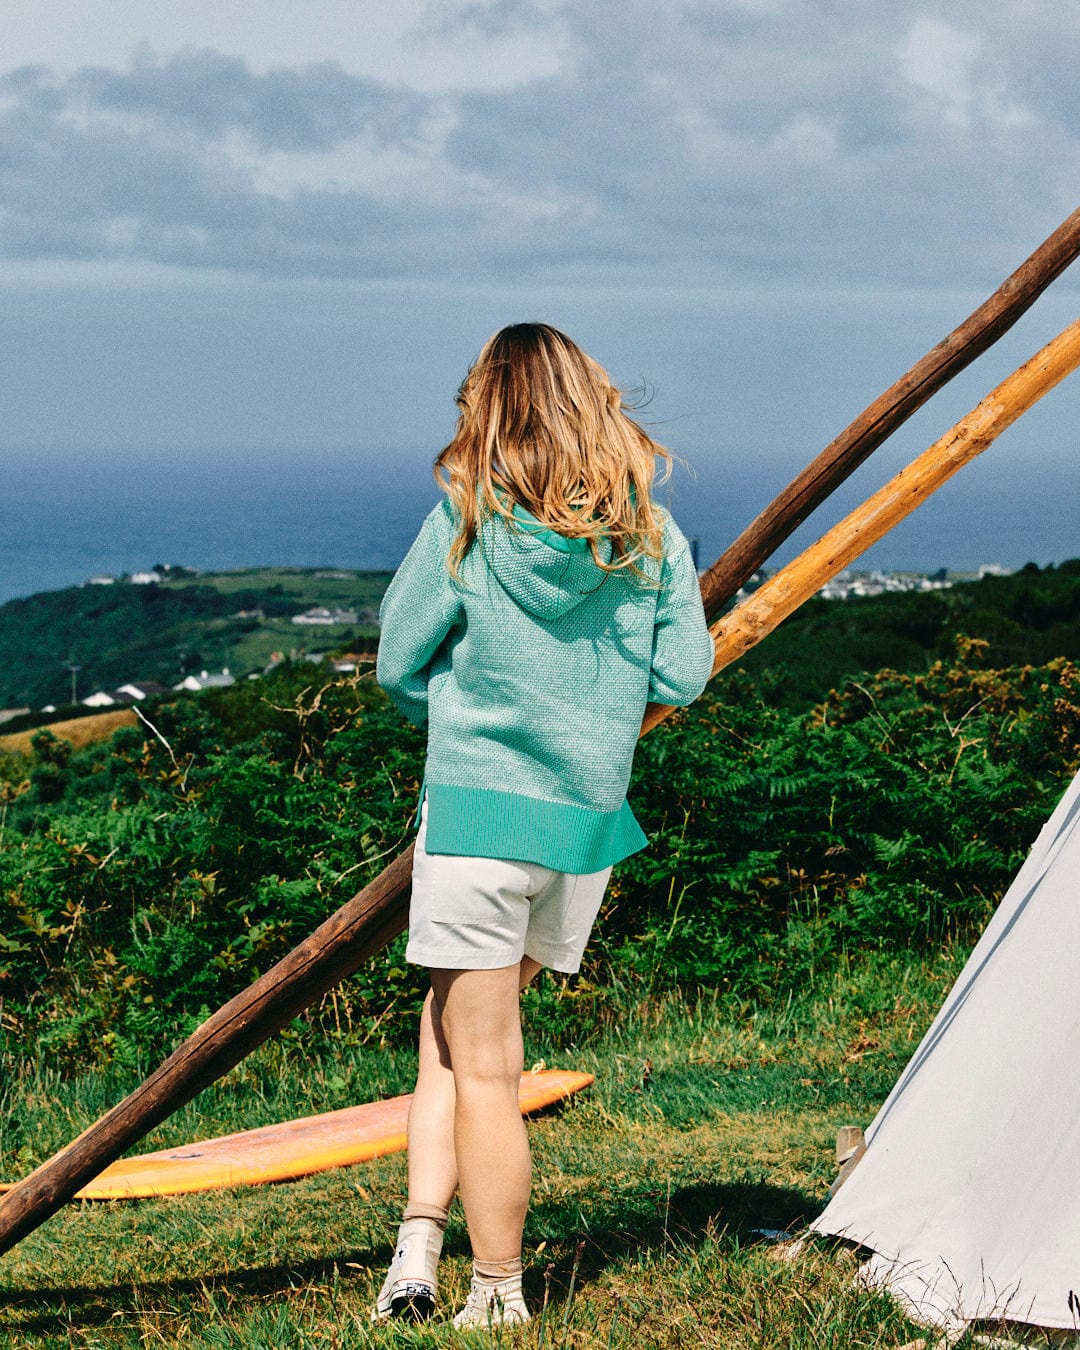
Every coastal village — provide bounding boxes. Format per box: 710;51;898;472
0;566;381;729
0;560;1015;731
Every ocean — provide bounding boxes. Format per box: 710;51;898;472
0;452;442;605
2;445;1078;606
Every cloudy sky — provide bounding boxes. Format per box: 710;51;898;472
2;0;1079;579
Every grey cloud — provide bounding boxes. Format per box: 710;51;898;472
67;48;426;152
444;1;1080;286
0;54;448;277
1;5;1077;288
3;51;426;153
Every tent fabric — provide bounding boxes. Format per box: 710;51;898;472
811;770;1080;1333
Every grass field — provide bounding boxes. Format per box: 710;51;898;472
161;568;385;678
0;709;138;757
0;949;974;1348
163;567;393;607
223;618;378;677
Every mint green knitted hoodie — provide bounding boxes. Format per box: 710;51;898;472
377;498;713;873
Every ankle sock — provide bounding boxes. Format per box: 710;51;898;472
473;1256;523;1285
472;1257;526;1310
453;1257;529;1326
403;1201;450;1228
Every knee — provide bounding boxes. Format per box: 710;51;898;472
456;1056;524;1097
444;1022;523;1089
431;967;525;1089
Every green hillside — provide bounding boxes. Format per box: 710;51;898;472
729;559;1080;707
2;573;1079;1346
1;637;1077;1070
0;566;393;710
3;558;1080;720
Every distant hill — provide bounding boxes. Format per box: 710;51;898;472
731;559;1080;706
3;558;1079;718
0;567;392;709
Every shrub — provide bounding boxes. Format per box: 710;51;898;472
1;647;1078;1069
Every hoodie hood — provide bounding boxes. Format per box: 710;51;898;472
482;502;611;621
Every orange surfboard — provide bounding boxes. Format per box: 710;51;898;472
0;1069;592;1201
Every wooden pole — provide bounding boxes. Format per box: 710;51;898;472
698;206;1080;621
0;848;413;1254
644;314;1080;735
2;319;1080;1258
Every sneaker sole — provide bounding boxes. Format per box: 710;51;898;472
390;1290;436;1322
370;1280;437;1323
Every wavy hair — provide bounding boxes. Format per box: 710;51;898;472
435;323;672;576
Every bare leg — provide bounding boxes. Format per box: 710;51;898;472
429;958;542;1261
406;957;541;1211
374;959;542;1321
405;988;458;1209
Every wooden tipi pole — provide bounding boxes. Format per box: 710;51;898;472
1;276;1079;1260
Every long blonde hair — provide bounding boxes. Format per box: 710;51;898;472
435;323;672;576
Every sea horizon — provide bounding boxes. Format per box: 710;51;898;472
3;446;1078;608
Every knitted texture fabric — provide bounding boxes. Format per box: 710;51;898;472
377;498;713;873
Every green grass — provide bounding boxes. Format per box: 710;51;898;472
0;947;977;1348
225;618;377;676
159;568;387;678
0;566;393;710
163;568;393;607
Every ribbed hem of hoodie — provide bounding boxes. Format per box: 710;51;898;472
420;784;647;874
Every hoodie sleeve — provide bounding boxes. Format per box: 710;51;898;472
377;503;462;728
648;522;714;706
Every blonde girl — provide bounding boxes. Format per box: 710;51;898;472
374;323;713;1326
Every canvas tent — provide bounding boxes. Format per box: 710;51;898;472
811;769;1080;1336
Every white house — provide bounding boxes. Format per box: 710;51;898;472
82;690;119;707
291;607;359;626
174;669;235;692
82;680;172;708
115;681;169;701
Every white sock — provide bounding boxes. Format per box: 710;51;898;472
471;1256;528;1313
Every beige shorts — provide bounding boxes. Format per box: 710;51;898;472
406;804;612;974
